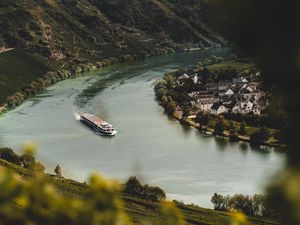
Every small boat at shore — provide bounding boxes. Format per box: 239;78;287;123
204;131;213;135
80;113;117;136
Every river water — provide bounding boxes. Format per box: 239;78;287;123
0;49;285;207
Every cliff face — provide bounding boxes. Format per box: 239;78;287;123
0;0;224;66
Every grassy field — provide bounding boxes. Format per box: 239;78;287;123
0;159;281;225
0;49;53;104
207;60;255;72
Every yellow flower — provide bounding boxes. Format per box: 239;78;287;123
230;211;248;225
22;142;38;155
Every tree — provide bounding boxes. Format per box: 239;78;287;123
211;193;227;211
250;127;270;146
161;95;168;106
163;74;175;88
166;101;177;114
239;121;247;135
55;164;62;177
196;112;211;126
156;88;167;100
0;148;21;165
123;177;166;201
123;176;143;196
214;118;229;135
228;120;236;132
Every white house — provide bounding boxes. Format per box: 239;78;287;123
232;101;254;114
190;74;199;84
218;81;232;91
211;103;228;115
198;99;215;112
253;105;261;115
233;77;248;84
225;88;234;97
176;73;189;86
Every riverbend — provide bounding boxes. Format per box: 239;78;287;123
0;49;285;208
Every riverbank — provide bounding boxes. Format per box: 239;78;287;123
177;115;285;149
0;47;179;116
0;46;212;117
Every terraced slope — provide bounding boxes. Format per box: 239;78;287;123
0;159;281;225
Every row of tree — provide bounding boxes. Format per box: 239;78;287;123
154;73;180;115
5;52;145;109
211;193;280;218
198;55;224;67
196;112;274;145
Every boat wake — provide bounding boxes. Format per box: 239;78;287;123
72;107;81;121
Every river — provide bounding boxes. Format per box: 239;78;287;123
0;49;285;207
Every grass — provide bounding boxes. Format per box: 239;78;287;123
0;49;53;104
0;159;282;225
207;60;255;72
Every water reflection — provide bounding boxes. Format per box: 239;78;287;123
239;142;249;151
215;136;229;150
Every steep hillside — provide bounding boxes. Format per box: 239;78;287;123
0;49;53;102
0;0;226;105
0;0;225;64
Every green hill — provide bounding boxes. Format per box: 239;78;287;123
0;49;53;103
0;0;226;106
0;0;225;64
0;158;281;225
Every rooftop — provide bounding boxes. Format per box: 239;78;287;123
81;114;111;126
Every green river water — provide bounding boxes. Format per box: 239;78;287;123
0;49;285;207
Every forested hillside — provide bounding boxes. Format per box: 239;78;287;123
0;0;226;104
0;0;225;66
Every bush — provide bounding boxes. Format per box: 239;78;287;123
0;147;45;172
214;118;229;135
250;127;270;146
0;147;22;165
123;177;166;201
196;112;211;126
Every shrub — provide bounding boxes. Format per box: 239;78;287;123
250;127;270;146
123;177;166;201
0;147;22;165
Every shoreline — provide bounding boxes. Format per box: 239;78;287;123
170;110;286;149
0;45;218;117
0;47;196;116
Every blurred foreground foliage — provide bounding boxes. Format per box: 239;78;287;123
0;147;260;225
0;167;130;225
0;146;186;225
0;166;185;225
213;1;300;224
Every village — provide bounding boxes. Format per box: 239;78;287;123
175;68;268;116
